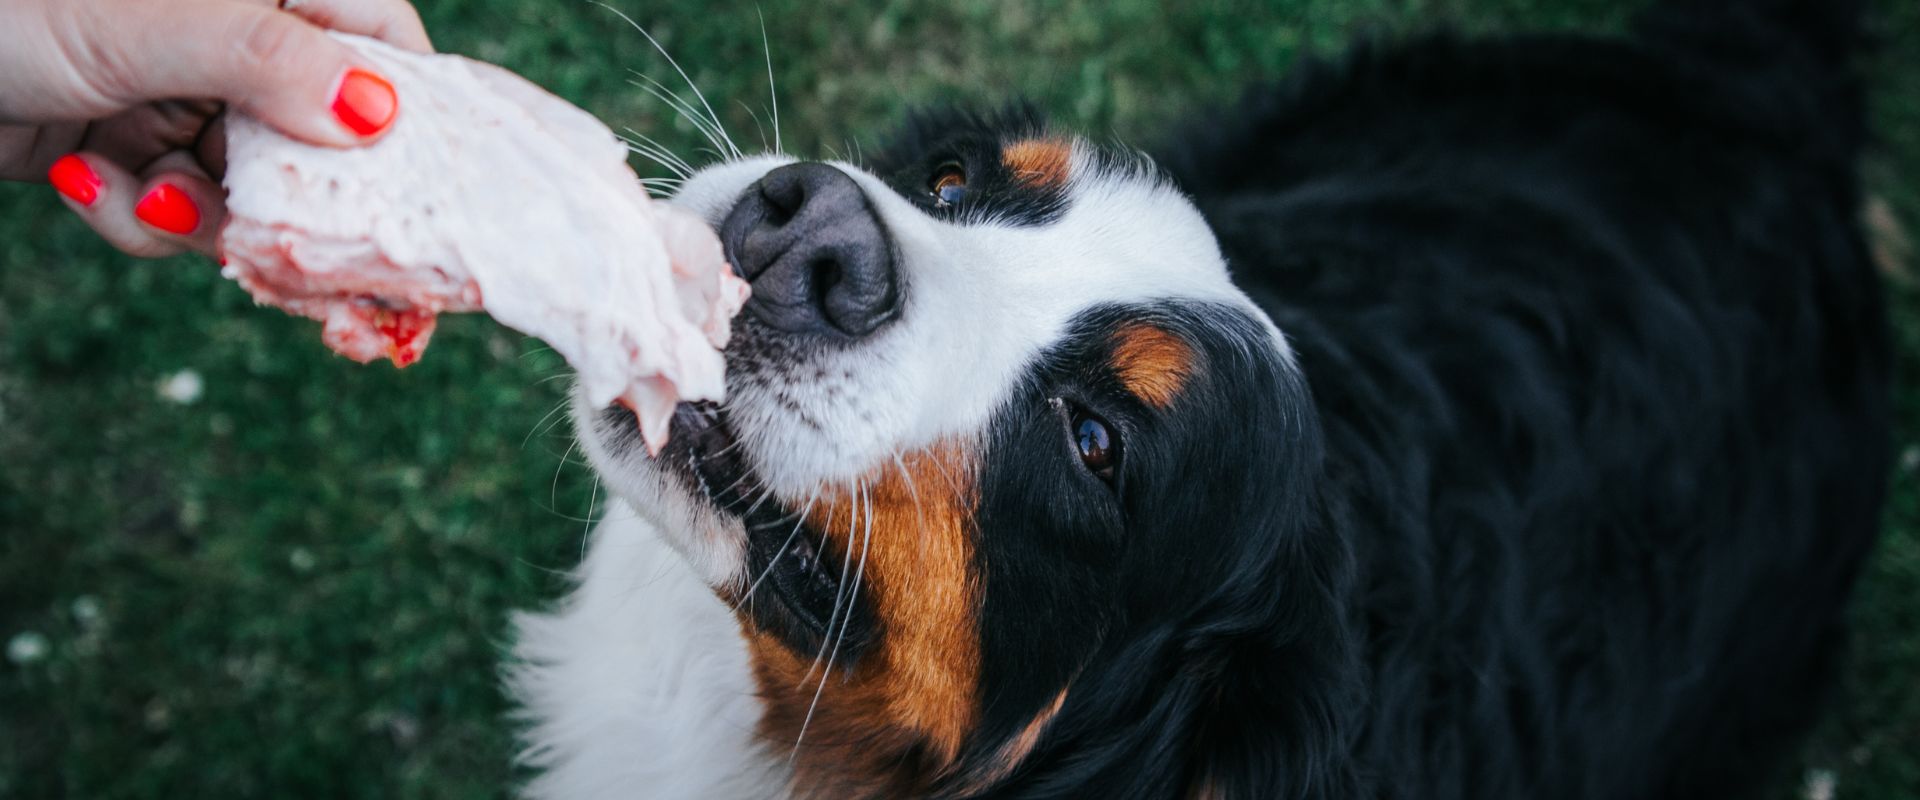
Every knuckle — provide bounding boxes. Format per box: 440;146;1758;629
396;3;428;32
233;14;310;79
371;1;431;48
61;3;139;106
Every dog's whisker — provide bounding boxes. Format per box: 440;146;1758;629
621;128;700;175
627;76;734;162
713;463;758;500
639;180;684;198
625;149;690;180
580;479;602;561
522;397;574;449
888;449;934;566
624;75;725;159
800;490;861;686
549;437;580;516
793;480;871;760
739;481;782;518
616;133;694;178
743;508;806;532
732;493;818;614
735;99;770;154
594;1;741;159
704;432;752;461
531;410;572;444
622;142;694;181
758;6;781;155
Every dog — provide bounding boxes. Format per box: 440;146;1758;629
509;0;1891;796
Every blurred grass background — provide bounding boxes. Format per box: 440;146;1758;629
0;0;1913;797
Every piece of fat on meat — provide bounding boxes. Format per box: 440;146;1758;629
218;33;747;453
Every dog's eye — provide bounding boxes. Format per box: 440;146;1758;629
1073;412;1118;482
929;162;968;207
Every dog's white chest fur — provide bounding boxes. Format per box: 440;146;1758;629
508;501;788;799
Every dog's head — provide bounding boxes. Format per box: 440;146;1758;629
576;106;1352;797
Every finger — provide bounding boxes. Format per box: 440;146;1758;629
0;122;87;182
79;101;222;174
73;0;400;147
274;0;434;53
133;152;229;256
46;152;189;259
197;115;229;183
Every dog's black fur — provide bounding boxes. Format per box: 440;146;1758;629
951;1;1889;797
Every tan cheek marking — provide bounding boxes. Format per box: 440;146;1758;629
1111;324;1197;408
1002;138;1072;189
742;442;982;795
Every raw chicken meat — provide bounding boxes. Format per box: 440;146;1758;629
218;33;747;452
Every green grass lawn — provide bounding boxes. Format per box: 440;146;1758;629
1;0;1914;797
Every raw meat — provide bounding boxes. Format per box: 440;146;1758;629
218;33;747;452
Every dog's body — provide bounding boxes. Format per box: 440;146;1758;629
511;1;1890;797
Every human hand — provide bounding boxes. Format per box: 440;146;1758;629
0;0;432;258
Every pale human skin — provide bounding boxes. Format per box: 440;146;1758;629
0;0;432;257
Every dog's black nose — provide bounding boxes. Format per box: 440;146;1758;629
719;162;900;338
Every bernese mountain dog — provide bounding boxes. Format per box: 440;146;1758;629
509;0;1892;797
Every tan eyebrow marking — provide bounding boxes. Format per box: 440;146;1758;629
1002;138;1073;189
1111;324;1197;409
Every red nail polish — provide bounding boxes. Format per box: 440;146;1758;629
331;68;398;137
134;184;200;235
48;155;102;206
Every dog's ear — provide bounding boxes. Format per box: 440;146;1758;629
1171;527;1366;800
1147;347;1360;799
1176;627;1365;799
977;515;1362;800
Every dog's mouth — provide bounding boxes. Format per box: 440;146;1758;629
605;400;865;650
596;399;764;513
664;402;758;510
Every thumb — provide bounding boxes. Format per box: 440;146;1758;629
78;0;399;147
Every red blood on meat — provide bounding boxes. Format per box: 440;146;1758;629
372;308;436;368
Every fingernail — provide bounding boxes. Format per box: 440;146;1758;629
48;155;102;207
134;184;200;235
331;67;398;138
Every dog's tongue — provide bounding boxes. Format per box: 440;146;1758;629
217;33;748;453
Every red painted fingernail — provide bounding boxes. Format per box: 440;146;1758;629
331;68;398;137
134;184;200;236
48;155;102;207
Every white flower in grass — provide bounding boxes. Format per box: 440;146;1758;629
7;631;49;665
71;595;103;627
1803;769;1837;800
157;369;205;405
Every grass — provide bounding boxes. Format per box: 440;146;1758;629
0;0;1914;797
